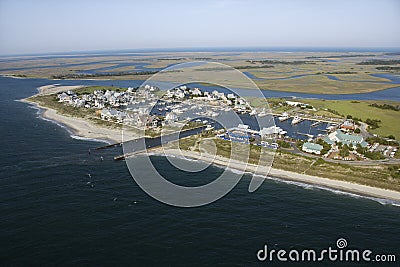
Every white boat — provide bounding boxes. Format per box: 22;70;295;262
205;125;214;130
249;110;257;116
208;111;219;117
291;116;302;125
173;109;184;114
278;112;290;121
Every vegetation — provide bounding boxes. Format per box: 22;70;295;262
26;94;122;129
369;103;400;111
74;85;129;95
339;144;350;157
277;140;291;149
51;70;159;79
357;59;400;65
235;65;274;70
366;136;399;146
246;60;318;65
306;54;376;59
316;139;331;155
177;137;400;191
365;118;381;129
195;65;274;71
376;66;400;71
315;71;357;75
301;99;400;138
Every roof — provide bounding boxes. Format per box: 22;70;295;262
336;130;363;143
323;136;334;145
302;142;323;151
360;141;369;148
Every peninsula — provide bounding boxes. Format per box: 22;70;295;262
23;82;400;201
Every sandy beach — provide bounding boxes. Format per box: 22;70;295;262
38;84;84;95
23;99;123;143
22;85;123;143
153;148;400;202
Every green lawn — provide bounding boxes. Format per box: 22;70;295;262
301;99;400;139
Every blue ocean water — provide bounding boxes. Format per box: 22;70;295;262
0;76;399;266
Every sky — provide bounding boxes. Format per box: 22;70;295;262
0;0;399;55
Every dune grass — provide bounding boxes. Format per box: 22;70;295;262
176;136;400;191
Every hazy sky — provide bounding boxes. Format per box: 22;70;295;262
0;0;399;55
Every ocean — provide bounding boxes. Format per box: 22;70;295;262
0;76;399;266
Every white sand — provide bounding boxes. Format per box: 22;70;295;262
23;99;123;143
38;84;84;95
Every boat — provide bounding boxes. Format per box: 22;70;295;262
291;116;302;125
249;110;257;116
278;112;290;122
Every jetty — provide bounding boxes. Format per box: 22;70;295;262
113;126;206;161
95;142;121;150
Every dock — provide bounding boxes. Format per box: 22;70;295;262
296;132;314;138
95;142;121;150
311;121;322;127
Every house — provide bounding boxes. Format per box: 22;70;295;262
190;87;202;96
285;100;303;107
302;142;323;154
227;93;236;100
57;92;71;102
340;120;355;131
212;90;226;100
174;89;185;99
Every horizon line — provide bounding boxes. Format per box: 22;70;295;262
1;45;400;57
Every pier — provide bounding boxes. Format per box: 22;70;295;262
311;121;322;127
95;142;121;150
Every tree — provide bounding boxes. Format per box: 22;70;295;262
316;139;331;155
354;128;361;134
387;135;396;140
340;144;350;157
356;144;366;154
337;142;343;149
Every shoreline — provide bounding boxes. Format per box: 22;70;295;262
21;102;123;144
20;84;125;143
150;148;400;203
21;84;400;203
